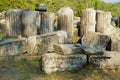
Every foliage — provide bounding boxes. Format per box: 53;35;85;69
0;0;120;17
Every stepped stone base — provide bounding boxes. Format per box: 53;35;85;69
42;53;87;74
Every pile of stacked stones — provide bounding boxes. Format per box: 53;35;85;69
42;8;120;74
0;6;120;74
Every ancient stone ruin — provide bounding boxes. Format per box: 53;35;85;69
1;7;120;74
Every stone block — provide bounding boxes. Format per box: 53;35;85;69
110;37;120;52
75;44;104;55
5;9;22;37
54;44;84;55
90;51;120;69
42;53;86;74
37;31;68;54
82;32;110;50
27;36;37;55
0;38;26;56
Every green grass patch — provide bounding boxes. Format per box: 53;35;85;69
0;57;120;80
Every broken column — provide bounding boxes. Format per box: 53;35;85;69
22;11;38;37
80;8;96;37
96;11;113;35
57;7;73;38
5;9;22;37
40;12;55;34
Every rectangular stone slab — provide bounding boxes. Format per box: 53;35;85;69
54;44;84;55
90;51;120;69
0;38;26;56
42;53;87;74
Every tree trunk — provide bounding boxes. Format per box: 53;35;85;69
57;7;73;38
80;8;96;37
5;9;22;37
96;11;112;35
22;11;38;37
40;12;55;34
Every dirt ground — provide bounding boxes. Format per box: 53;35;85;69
0;57;120;80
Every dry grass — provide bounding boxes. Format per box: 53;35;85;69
0;57;120;80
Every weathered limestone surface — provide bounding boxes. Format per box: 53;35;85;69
54;44;84;55
40;12;55;34
37;31;68;54
90;51;120;69
57;7;73;37
22;11;38;37
0;38;26;56
80;8;96;37
5;9;22;37
75;44;104;55
110;37;120;52
27;36;37;55
42;53;87;74
0;11;6;28
67;36;80;44
96;11;113;35
82;32;110;50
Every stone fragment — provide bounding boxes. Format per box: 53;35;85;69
75;44;104;55
80;8;96;37
5;9;22;37
37;31;68;54
0;38;26;56
27;36;37;55
82;32;110;50
57;7;73;37
96;11;113;35
42;53;86;74
40;12;55;34
22;11;38;37
110;37;120;52
54;44;84;55
90;51;120;69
